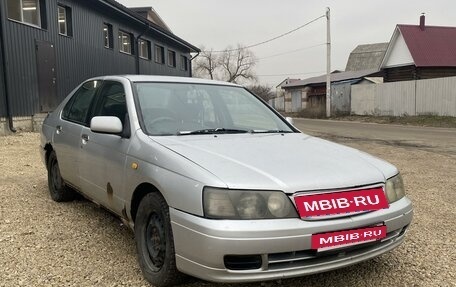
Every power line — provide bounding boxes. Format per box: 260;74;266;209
237;43;325;66
257;71;326;77
258;43;326;61
203;15;326;53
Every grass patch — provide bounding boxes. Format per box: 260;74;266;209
331;115;456;128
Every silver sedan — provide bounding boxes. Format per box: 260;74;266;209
40;75;413;287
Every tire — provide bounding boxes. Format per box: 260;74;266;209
135;192;186;287
47;151;74;202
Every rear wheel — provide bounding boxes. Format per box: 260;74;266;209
135;192;185;287
47;151;74;202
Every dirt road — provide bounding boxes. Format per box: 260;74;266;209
0;132;455;286
294;118;456;156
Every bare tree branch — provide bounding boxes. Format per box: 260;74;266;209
193;46;219;80
192;44;257;84
247;84;275;102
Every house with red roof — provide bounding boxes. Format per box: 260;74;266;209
274;15;456;116
381;15;456;82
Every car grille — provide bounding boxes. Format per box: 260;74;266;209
266;225;408;271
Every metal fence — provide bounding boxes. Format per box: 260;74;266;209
268;96;285;111
351;76;456;116
291;90;302;112
331;82;352;115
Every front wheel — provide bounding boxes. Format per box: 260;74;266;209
135;193;185;287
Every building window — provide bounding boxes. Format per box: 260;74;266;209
103;23;113;49
7;0;42;27
180;55;188;71
58;5;72;36
154;45;165;64
119;30;133;54
139;39;150;60
58;6;66;34
168;50;176;68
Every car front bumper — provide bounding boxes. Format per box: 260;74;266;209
170;196;413;283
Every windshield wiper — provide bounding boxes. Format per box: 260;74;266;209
250;129;294;134
177;128;250;135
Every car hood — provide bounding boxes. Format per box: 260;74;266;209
151;133;397;193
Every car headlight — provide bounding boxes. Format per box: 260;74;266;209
385;174;405;203
203;187;298;219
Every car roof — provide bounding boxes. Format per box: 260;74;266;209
87;75;241;87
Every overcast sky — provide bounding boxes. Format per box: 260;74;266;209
117;0;455;87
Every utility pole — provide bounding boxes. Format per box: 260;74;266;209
326;7;331;118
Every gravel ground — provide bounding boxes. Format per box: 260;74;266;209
0;132;455;287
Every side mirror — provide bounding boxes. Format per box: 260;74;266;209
285;117;294;125
90;116;123;134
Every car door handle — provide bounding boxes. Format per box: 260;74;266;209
56;125;62;134
81;134;89;144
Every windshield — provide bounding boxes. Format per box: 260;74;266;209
134;82;294;136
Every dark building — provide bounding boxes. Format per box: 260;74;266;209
0;0;199;133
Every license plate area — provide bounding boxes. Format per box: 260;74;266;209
311;225;387;251
294;187;389;218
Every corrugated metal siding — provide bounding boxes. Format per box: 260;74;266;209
375;81;415;116
1;11;46;117
0;0;192;117
275;96;285;111
291;90;302;112
268;96;285;112
416;76;456;116
331;82;351;115
351;85;376;115
351;76;456;116
0;22;5;117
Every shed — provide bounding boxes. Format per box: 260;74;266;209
282;69;381;116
